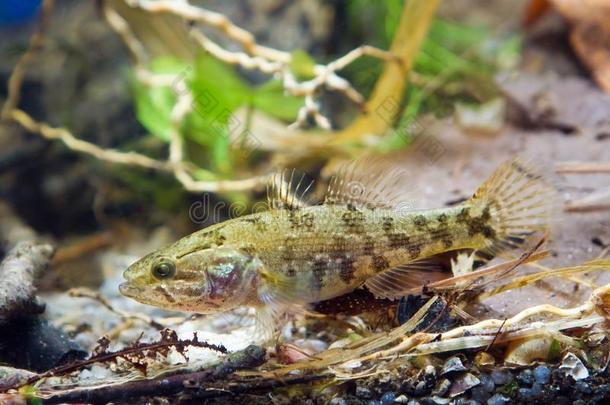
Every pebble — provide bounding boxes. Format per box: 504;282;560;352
596;383;610;395
432;378;451;397
517;369;534;386
394;395;409;404
486;393;510;405
491;369;513;385
449;373;480;397
490;369;512;386
533;365;551;384
442;356;467;375
470;386;492;403
518;387;535;400
530;383;543;396
518;382;543;400
367;401;382;405
479;374;495;392
559;353;589;380
453;399;480;405
424;365;437;378
575;380;592;395
380;392;396;405
414;380;429;396
356;386;373;399
329;397;347;405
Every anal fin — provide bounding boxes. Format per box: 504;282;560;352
364;259;450;299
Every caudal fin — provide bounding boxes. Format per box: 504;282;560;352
469;158;554;259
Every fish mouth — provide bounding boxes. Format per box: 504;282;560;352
119;282;143;299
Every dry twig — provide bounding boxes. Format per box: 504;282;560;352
6;328;227;393
0;242;54;321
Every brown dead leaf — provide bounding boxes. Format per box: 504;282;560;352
550;0;610;92
524;0;552;27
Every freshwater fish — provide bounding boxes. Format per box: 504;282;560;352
120;158;552;336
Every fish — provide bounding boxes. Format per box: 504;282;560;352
120;158;552;338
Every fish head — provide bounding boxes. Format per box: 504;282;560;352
120;245;261;313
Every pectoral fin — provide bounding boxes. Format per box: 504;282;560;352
364;259;450;299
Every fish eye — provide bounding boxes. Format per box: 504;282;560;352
151;259;176;280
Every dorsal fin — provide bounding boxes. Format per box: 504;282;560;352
323;158;416;211
266;169;315;210
364;259;450;299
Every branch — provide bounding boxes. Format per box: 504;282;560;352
0;242;54;322
556;161;610;174
7;328;227;393
38;345;268;404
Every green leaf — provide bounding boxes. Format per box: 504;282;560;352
132;80;175;142
289;49;316;80
188;55;253;171
131;57;191;142
191;54;251;117
252;79;302;121
547;339;562;362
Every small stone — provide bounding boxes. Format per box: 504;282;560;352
356;386;374;399
518;387;537;400
533;365;551;384
413;380;429;396
367;401;382;405
394;395;409;404
559;353;589;380
471;385;492;403
575;380;592;395
406;401;420;405
424;365;437;377
490;369;512;386
517;369;534;386
442;356;467;375
530;383;543;396
432;378;451;397
330;397;347;405
456;400;480;405
599;383;610;394
486;393;510;405
380;392;396;405
449;373;480;397
479;374;495;392
474;352;495;367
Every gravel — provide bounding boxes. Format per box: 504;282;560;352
486;393;510;405
533;365;551;384
490;370;512;386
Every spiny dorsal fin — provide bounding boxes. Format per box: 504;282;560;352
364;259;450;299
266;169;315;210
323;158;416;211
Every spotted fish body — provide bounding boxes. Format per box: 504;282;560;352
237;204;492;301
120;159;551;334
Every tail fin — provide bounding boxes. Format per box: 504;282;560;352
469;158;554;259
